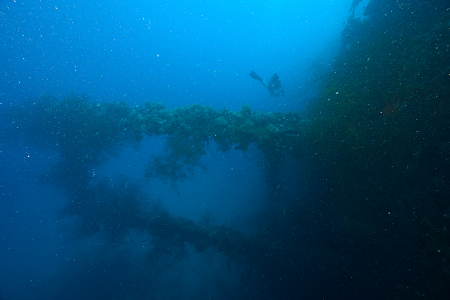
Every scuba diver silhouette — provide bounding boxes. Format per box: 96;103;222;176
249;70;285;97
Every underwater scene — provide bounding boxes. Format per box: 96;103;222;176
1;0;449;299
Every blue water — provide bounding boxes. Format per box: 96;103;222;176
0;0;371;299
1;0;362;111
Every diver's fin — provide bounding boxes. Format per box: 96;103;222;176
249;70;263;82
